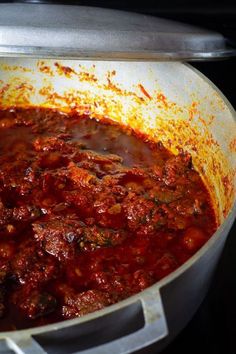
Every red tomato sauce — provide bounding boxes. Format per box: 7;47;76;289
0;107;216;330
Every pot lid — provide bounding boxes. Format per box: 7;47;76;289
0;3;235;60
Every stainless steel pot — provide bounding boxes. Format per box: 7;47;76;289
0;58;235;354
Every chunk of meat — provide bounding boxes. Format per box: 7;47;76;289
89;272;132;298
90;269;154;298
74;149;123;164
123;194;161;232
93;192;124;229
0;109;33;128
34;136;67;152
68;162;97;188
33;218;84;260
123;195;150;231
0;200;12;230
62;190;94;218
164;152;192;186
153;252;178;279
132;269;154;291
40;169;69;197
10;241;57;285
149;185;182;204
82;226;128;248
56;285;113;319
170;198;203;217
0;159;32;193
0;241;15;259
38;152;68;169
14;289;57;319
33;216;128;254
13;205;42;222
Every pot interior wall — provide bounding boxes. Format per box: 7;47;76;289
0;58;235;225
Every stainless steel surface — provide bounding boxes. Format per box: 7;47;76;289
75;290;168;354
0;4;235;60
6;337;47;354
0;291;168;354
0;59;235;353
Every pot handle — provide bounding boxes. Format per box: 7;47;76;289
76;288;168;354
5;336;47;354
3;288;168;354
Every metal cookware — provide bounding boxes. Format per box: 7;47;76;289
0;4;235;354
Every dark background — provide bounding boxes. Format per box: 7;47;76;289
1;1;236;353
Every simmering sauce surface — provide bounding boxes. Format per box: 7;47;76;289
0;108;216;330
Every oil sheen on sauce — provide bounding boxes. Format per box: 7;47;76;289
0;107;216;330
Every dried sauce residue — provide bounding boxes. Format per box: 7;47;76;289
188;101;199;121
38;61;54;76
0;84;10;101
138;84;152;100
54;62;77;78
157;93;169;109
229;138;236;152
0;80;35;107
0;64;32;73
79;72;98;83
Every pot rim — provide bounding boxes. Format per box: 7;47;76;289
0;62;235;338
